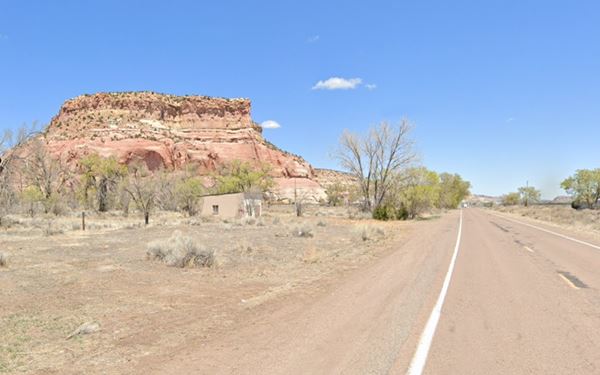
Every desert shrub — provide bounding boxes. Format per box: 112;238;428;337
317;220;327;227
147;231;214;268
272;217;281;225
360;225;386;242
187;218;203;226
373;203;408;221
571;200;584;210
0;252;7;267
361;227;369;241
0;216;17;228
395;205;409;220
44;221;65;236
243;217;257;226
292;226;313;238
372;205;388;220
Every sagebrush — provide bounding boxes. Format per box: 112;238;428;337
147;231;214;268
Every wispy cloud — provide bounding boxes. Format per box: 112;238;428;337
365;83;377;90
0;34;8;40
312;77;363;90
506;117;515;123
306;35;320;43
260;120;281;129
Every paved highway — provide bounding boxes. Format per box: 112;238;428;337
147;209;600;374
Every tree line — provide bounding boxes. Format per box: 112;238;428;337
1;121;471;225
0;127;274;225
334;121;471;220
500;169;600;209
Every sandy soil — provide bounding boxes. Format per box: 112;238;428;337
0;205;417;374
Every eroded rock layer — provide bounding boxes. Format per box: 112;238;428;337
38;92;327;200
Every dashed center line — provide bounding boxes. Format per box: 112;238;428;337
558;273;580;290
557;271;588;289
489;212;600;251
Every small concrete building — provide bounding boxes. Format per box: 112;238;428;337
200;192;263;219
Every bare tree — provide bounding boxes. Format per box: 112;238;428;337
123;164;156;225
336;121;415;211
21;137;71;213
0;124;41;224
0;130;16;225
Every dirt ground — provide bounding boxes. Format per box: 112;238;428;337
0;205;419;374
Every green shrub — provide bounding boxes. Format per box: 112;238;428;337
395;204;409;220
372;204;393;221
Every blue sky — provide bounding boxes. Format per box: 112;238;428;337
1;1;599;198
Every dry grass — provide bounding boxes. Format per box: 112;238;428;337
0;205;410;373
494;205;600;234
292;225;314;238
302;245;320;264
0;252;6;267
147;231;215;268
358;225;387;242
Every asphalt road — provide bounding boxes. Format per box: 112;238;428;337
148;209;600;374
424;209;600;374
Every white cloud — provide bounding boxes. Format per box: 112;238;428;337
365;83;377;90
506;117;515;123
306;35;320;43
312;77;363;90
260;120;281;129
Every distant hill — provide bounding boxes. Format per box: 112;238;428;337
466;194;501;206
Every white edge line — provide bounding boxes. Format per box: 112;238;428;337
489;212;600;251
406;210;463;375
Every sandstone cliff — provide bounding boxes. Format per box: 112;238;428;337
40;92;325;200
314;168;358;188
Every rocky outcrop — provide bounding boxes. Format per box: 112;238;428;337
38;92;326;200
314;168;358;188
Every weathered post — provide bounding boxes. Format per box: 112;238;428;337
82;211;86;231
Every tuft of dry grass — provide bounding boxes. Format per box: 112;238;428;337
147;231;214;268
242;217;257;226
0;252;7;267
292;225;313;238
359;225;386;242
66;322;100;340
301;246;320;264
